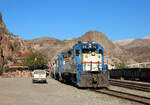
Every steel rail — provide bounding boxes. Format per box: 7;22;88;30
90;89;150;105
109;79;150;92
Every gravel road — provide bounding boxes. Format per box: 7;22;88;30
0;77;145;105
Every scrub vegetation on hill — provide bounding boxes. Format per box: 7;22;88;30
22;51;49;70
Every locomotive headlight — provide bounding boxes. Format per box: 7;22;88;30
91;52;95;56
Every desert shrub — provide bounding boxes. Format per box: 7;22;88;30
5;66;11;72
7;55;13;61
23;51;49;70
115;61;128;69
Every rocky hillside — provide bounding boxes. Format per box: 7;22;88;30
25;37;66;59
26;31;136;65
114;39;135;47
114;36;150;62
0;13;29;70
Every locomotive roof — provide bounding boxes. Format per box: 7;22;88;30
73;42;104;49
59;42;104;56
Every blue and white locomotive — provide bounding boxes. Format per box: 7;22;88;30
51;42;109;88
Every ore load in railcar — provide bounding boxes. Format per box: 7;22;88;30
51;42;109;88
140;68;150;81
109;68;150;82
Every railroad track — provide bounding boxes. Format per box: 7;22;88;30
91;89;150;105
109;79;150;92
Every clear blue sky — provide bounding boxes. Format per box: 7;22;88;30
0;0;150;41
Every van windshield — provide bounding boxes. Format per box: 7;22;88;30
34;71;45;74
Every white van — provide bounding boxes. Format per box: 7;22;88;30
32;70;47;83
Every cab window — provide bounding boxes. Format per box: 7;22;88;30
99;49;103;55
82;49;97;53
76;49;80;56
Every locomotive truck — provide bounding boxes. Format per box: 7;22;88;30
51;42;109;88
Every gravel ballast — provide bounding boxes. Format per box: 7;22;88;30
0;77;146;105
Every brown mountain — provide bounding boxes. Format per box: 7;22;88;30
114;37;150;62
26;31;136;65
0;13;30;70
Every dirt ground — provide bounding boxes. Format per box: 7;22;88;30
0;77;145;105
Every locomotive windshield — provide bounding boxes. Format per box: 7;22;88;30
82;48;97;53
81;44;103;54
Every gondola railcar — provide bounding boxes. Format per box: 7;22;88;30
109;68;150;81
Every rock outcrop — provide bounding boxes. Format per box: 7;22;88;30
0;13;29;70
